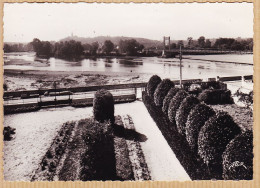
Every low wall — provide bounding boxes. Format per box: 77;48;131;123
4;83;146;98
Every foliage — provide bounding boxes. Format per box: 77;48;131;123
186;104;215;152
3;126;16;141
198;111;241;179
222;131;253;180
154;79;175;107
80;119;116;180
198;36;206;48
213;38;253;51
175;96;200;136
119;39;144;55
162;87;180;114
54;40;84;59
146;75;162;98
4;43;33;53
91;42;99;55
102;40;115;54
93;89;115;124
168;90;188;124
234;89;253;107
198;89;233;105
31;38;53;58
3;83;8;91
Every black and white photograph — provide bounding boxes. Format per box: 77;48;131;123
3;2;254;181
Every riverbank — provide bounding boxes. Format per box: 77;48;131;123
4;69;150;92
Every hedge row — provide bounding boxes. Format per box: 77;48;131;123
142;75;252;180
154;79;175;107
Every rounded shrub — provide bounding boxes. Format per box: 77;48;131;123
168;90;188;124
93;89;115;124
222;131;253;180
185;103;215;151
198;89;233;105
198;111;241;178
176;96;200;136
154;79;175;107
162;87;180;114
146;75;162;98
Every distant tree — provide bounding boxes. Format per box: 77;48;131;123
4;44;11;53
205;39;211;48
31;38;52;58
170;43;177;49
213;38;235;50
119;39;144;55
177;40;184;49
187;37;193;48
53;40;84;59
91;42;99;55
102;40;114;54
198;36;205;48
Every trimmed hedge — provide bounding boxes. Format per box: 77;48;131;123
154;79;175;107
198;89;233;105
162;87;180;114
176;96;200;136
168;90;188;124
93;89;115;124
146;75;162;98
222;131;253;180
185;104;215;152
198;111;241;179
80;119;116;180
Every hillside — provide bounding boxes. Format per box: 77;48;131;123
59;36;163;48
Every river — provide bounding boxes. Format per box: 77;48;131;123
4;52;253;80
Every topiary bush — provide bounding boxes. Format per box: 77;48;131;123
198;89;233;105
154;79;175;107
222;131;253;180
197;111;241;179
185;103;215;152
168;90;188;124
93;89;115;124
176;96;200;136
162;87;180;114
146;75;162;98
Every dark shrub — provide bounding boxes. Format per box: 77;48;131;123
154;79;175;107
198;111;241;179
222;131;253;180
176;96;200;136
3;126;16;141
93;89;115;123
198;89;233;105
162;87;180;114
3;83;8;91
147;75;162;98
168;90;188;124
80;119;116;180
186;104;215;151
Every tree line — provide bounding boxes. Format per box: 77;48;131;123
4;36;253;58
161;36;253;51
28;38;145;59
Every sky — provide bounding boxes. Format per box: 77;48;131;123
3;2;253;43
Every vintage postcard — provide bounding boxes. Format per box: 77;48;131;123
1;1;259;187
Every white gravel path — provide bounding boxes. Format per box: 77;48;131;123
115;101;191;181
4;107;92;181
4;101;190;181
